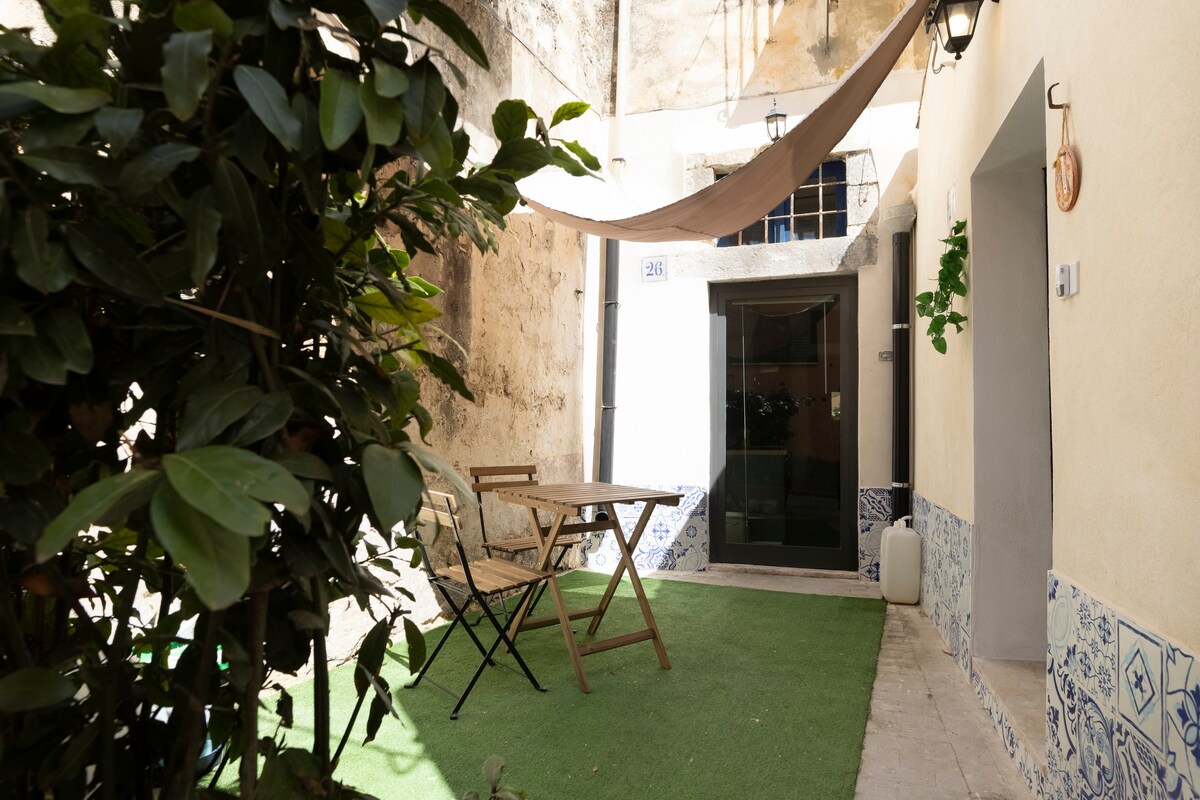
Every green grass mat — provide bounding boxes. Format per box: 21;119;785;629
274;571;886;799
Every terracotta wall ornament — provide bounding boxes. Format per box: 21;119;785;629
1049;83;1080;212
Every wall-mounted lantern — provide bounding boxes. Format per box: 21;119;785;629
765;100;786;143
927;0;991;60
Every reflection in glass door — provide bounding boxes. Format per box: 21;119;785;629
711;279;857;570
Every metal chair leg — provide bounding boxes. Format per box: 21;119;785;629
449;584;546;719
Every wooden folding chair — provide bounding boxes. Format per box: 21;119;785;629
404;490;549;719
469;465;587;561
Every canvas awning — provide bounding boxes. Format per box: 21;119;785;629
523;0;928;243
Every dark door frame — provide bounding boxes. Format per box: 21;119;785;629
709;275;859;570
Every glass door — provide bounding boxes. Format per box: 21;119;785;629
711;278;857;570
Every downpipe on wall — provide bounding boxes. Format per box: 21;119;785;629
891;228;913;520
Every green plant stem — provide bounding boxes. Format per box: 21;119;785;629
239;292;281;394
240;590;268;800
310;578;331;781
163;610;223;795
331;687;368;771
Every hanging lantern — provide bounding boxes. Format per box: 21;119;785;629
764;99;786;143
928;0;985;60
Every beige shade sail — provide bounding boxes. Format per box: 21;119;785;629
523;0;928;243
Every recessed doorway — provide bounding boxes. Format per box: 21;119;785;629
710;277;858;570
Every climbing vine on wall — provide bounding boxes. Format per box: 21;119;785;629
915;219;969;354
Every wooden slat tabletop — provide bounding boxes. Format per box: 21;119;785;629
497;482;682;513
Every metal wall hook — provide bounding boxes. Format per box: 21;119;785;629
1048;82;1069;110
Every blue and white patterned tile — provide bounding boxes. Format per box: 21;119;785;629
1071;583;1118;707
1165;642;1200;796
580;485;709;573
857;517;888;582
1047;650;1082;800
1077;689;1118;799
974;669;1043;798
1113;719;1200;800
1049;573;1075;670
1119;618;1166;753
858;487;892;522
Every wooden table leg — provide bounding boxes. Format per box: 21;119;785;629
506;509;563;641
599;501;671;669
585;501;652;635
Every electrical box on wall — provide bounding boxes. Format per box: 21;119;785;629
1055;261;1079;299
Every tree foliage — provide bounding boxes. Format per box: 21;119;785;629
0;0;594;795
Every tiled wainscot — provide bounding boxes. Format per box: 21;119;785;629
912;493;973;673
857;487;891;581
1046;571;1200;800
580;485;708;572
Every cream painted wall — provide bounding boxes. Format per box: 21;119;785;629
915;0;1200;650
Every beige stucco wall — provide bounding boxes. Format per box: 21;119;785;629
915;0;1200;649
626;0;928;115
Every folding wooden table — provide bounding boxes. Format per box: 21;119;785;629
496;482;683;693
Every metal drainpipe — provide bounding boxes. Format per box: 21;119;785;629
891;230;913;520
598;239;619;483
596;0;630;487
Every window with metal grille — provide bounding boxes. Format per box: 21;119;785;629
716;160;848;247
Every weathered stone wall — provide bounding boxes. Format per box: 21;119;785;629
626;0;928;113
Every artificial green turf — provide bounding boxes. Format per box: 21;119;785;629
276;571;886;799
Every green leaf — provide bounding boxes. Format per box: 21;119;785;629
352;290;441;326
358;74;404;146
318;69;363;151
37;470;163;561
177;381;263;451
174;0;234;38
0;668;75;712
118;143;201;196
0;81;110;113
402;616;426;673
20;146;117;187
0;301;35;336
361;444;423;532
491;99;529;142
363;0;407;23
354;618;392;696
66;221;164;303
489;138;552;177
13;335;67;385
415;118;454;173
0;414;52;487
550;101;590;128
23;111;94;150
184;190;222;284
550;145;589;177
949;278;967;297
212;157;264;266
45;307;93;374
151;482;249;609
408;0;489;68
271;452;332;482
229;391;293;446
172;445;310;516
161;31;213;121
372;59;409;98
952;219;967;235
13;207;77;294
420;349;474;402
483;755;505;789
558;139;601;171
234;66;302;151
161;451;271;538
932;335;947;354
94;107;143;154
915;291;934;304
363;674;391;745
400;440;473;499
403;56;444;139
405;275;441;298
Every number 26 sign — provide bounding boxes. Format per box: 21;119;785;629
640;256;667;283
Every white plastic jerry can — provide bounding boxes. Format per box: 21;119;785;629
879;516;920;604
